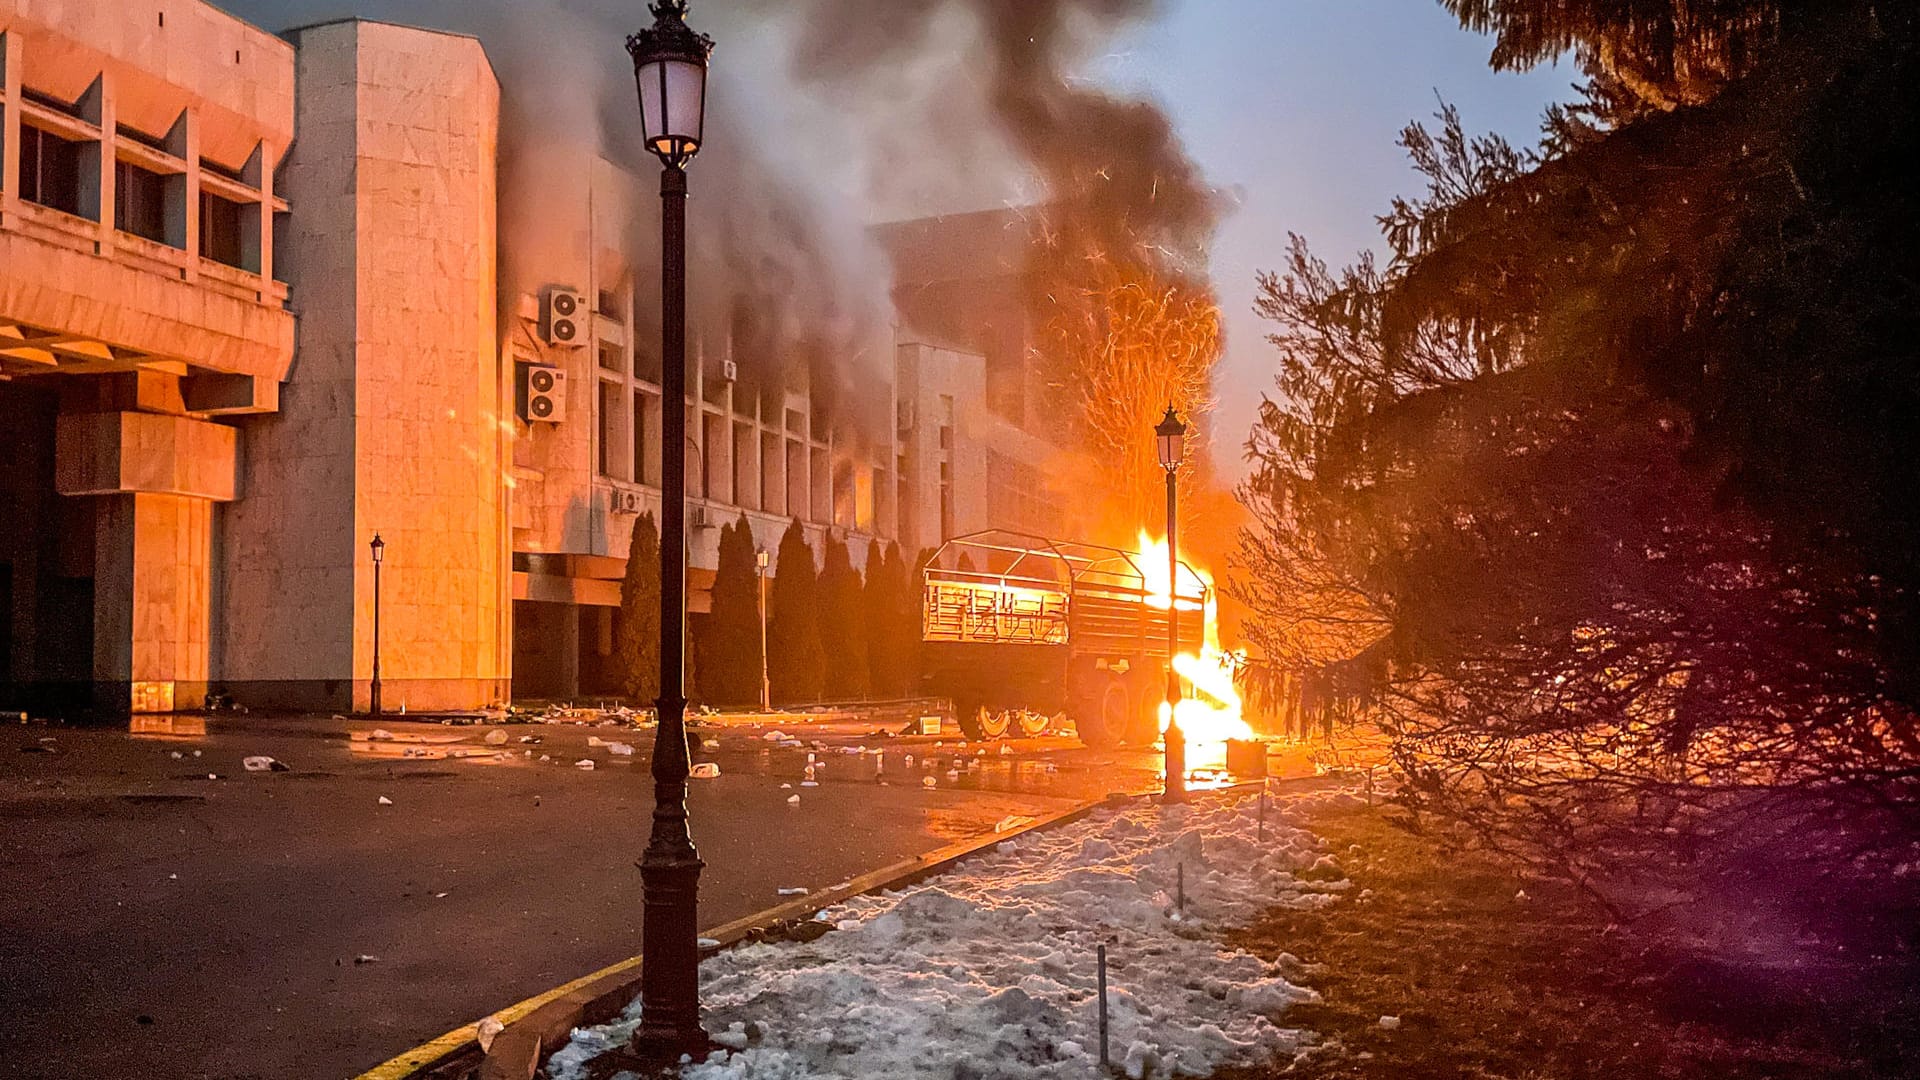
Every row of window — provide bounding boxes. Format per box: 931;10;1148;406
10;124;252;269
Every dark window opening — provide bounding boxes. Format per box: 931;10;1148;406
115;124;169;154
17;126;85;217
599;342;623;373
20;86;83;118
633;390;651;487
114;160;168;244
598;380;622;479
200;157;245;183
198;191;245;267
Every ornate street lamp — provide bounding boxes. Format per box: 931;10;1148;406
369;534;385;717
626;0;713;1062
1155;406;1188;804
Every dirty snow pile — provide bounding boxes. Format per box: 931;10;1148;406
549;789;1365;1080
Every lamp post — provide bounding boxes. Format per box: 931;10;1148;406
369;534;385;717
756;549;771;712
627;0;713;1062
1155;407;1188;805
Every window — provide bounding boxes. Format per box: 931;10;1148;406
632;389;653;486
17;126;85;217
598;380;625;479
114;160;168;244
596;289;621;317
599;342;624;373
199;191;245;267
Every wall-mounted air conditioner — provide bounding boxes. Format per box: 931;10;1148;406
541;286;585;347
519;364;567;423
610;488;644;515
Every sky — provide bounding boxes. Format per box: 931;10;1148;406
1093;0;1576;479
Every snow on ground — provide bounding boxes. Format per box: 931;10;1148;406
550;788;1364;1080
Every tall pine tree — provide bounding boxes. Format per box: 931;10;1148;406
614;511;661;704
818;534;871;699
766;518;825;704
700;515;764;706
864;541;906;696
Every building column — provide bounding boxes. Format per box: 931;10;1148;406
92;493;217;713
57;409;237;712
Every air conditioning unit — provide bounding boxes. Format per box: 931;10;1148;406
520;364;567;423
541;286;585;347
609;488;644;515
720;359;739;382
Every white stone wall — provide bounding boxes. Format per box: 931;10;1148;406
220;20;506;710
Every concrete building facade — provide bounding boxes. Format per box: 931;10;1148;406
0;1;1069;713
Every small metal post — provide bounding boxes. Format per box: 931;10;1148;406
1258;789;1266;843
1177;862;1185;913
1097;943;1109;1069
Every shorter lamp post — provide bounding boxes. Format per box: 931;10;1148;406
369;533;385;717
756;549;771;711
1155;407;1188;805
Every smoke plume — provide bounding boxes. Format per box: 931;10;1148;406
218;1;1222;457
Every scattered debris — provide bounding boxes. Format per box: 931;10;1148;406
484;730;509;745
697;937;721;949
518;734;542;744
169;751;184;760
702;739;721;749
377;796;394;806
353;954;380;966
993;815;1037;833
206;773;220;780
476;1017;505;1053
587;736;608;748
1379;1015;1402;1030
690;762;721;779
800;780;819;788
776;887;810;897
607;742;635;756
242;756;290;772
434;891;449;899
786;794;801;805
575;759;596;770
922;776;938;788
367;729;395;741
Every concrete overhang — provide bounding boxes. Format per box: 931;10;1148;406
0;229;295;383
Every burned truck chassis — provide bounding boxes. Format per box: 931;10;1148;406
917;530;1208;748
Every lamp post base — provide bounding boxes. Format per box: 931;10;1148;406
1162;721;1189;804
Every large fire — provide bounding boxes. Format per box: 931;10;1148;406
1133;531;1254;763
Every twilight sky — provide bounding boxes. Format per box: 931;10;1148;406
1094;0;1575;479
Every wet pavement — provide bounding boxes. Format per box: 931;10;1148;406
0;710;1186;1079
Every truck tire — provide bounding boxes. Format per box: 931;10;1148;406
1072;682;1129;750
1128;683;1165;745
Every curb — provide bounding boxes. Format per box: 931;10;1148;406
353;793;1120;1080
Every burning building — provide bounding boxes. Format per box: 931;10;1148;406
0;0;995;713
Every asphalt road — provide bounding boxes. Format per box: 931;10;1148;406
0;712;1166;1079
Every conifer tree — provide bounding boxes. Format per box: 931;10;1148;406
614;511;661;704
864;542;906;696
818;534;871;698
766;518;825;704
701;514;764;705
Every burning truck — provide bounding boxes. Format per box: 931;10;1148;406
919;530;1251;751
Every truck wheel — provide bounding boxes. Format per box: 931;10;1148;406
1075;683;1128;749
1128;688;1166;745
958;704;1009;740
